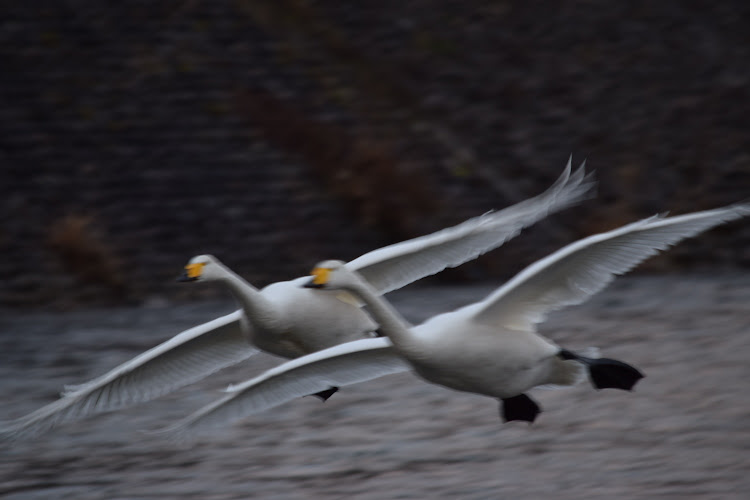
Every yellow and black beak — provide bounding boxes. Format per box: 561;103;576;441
303;267;330;289
177;262;205;282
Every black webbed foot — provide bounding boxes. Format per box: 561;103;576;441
586;358;644;391
311;386;339;401
500;394;541;423
559;349;644;391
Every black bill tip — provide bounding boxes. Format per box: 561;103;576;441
303;278;323;289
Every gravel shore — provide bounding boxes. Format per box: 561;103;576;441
1;273;749;499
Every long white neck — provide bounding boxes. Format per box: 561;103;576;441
340;274;422;357
214;264;283;331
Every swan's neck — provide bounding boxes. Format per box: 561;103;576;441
343;277;422;357
217;267;282;332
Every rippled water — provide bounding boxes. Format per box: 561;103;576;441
1;274;749;499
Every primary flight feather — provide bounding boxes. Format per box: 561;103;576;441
1;160;592;440
165;202;749;436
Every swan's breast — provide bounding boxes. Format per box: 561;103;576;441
260;279;377;352
407;321;559;397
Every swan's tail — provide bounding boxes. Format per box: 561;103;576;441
540;347;599;389
559;349;644;391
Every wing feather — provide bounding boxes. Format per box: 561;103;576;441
474;203;750;330
347;159;595;294
1;310;256;441
163;337;408;438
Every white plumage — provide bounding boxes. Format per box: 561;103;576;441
1;160;592;440
165;202;749;436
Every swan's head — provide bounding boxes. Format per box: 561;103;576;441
177;255;223;282
303;260;351;290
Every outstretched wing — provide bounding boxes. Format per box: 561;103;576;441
163;337;409;438
1;310;256;441
347;158;595;294
473;203;750;331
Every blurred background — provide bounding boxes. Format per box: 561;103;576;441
2;4;750;499
2;1;749;309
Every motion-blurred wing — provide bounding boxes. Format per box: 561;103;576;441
474;203;750;331
347;158;594;294
1;310;256;441
163;337;408;438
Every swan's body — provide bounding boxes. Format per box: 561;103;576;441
401;310;575;398
165;202;750;435
1;161;593;440
180;268;379;359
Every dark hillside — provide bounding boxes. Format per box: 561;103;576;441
1;1;748;307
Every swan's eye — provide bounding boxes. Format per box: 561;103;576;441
185;262;206;279
310;267;331;285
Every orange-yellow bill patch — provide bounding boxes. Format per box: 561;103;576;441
310;267;330;286
185;262;205;279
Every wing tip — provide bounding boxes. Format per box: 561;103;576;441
545;156;597;209
146;423;199;448
0;419;43;444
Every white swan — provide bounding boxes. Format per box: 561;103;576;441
163;202;750;435
1;160;593;440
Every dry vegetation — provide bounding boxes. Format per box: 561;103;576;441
47;215;128;298
236;89;439;238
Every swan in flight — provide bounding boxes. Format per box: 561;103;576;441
163;202;750;435
1;160;593;440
